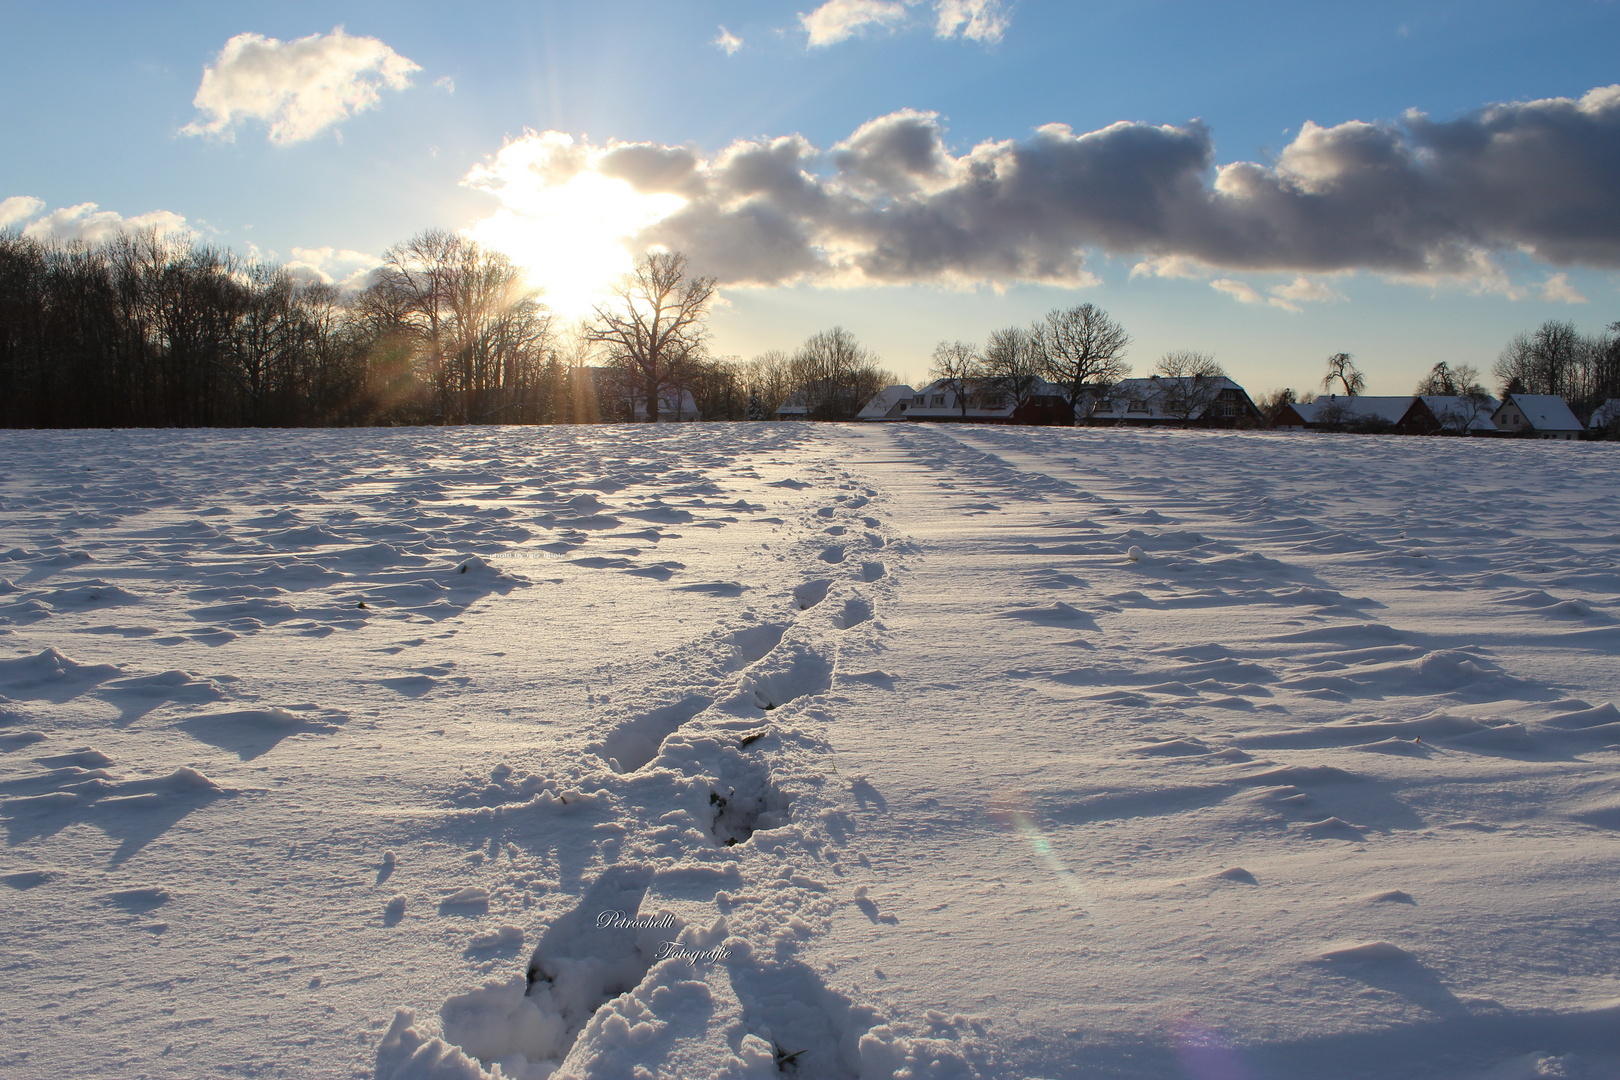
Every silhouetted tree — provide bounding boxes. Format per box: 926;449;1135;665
586;251;715;422
982;326;1046;413
1152;350;1227;424
1036;304;1130;418
1322;352;1365;396
929;339;984;418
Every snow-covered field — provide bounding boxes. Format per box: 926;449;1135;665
2;423;1619;1080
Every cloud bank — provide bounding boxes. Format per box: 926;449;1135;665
468;85;1620;302
183;27;420;146
1;198;192;245
800;0;1010;47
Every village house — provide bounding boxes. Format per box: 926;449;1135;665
579;367;700;422
904;377;1073;425
1271;395;1411;432
1087;376;1262;427
854;384;916;421
1589;398;1620;435
1492;394;1584;440
1394;395;1500;436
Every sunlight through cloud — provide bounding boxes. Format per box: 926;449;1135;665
462;132;686;319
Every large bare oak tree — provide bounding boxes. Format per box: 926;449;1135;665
586;251;715;422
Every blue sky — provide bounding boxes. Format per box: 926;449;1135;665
5;1;1619;395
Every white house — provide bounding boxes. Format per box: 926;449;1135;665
855;385;916;421
1492;394;1584;440
904;378;1072;425
1587;398;1620;432
629;384;699;422
1088;376;1262;426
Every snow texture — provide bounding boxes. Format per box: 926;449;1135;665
1;424;1619;1079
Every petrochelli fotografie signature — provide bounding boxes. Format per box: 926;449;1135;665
595;910;678;930
654;941;732;964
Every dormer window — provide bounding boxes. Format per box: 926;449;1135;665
931;395;946;406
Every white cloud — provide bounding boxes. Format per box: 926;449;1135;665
800;0;909;47
1210;279;1267;306
1130;255;1213;280
934;0;1010;42
1268;275;1345;308
1538;272;1587;304
800;0;1011;46
182;27;420;146
284;246;385;292
433;75;455;94
1209;275;1343;312
714;26;744;55
9;201;192;245
0;195;45;230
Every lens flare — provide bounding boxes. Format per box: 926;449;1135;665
990;790;1090;912
1173;1018;1259;1080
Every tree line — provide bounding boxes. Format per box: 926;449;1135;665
0;228;904;428
6;224;1617;432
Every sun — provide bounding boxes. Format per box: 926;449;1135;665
463;139;685;322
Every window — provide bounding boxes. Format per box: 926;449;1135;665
913;396;925;406
1128;399;1148;413
1098;399;1114;413
931;394;946;406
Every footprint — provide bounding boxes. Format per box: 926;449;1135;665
727;624;786;667
709;767;788;847
523;865;658;1020
818;544;846;564
860;561;886;582
834;598;873;630
741;640;834;712
596;694;713;773
792;579;832;610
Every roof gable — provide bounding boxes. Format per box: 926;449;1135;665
1501;394;1583;432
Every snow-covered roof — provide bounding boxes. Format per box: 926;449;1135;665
1591;398;1620;428
905;377;1068;419
856;385;916;420
1290;395;1412;425
1501;394;1583;433
1415;395;1499;432
1090;376;1252;421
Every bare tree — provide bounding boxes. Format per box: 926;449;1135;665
586;251;715;422
742;349;793;419
1430;396;1493;435
371;230;550;423
1036;304;1131;418
982;326;1046;413
1256;387;1298;424
1322;352;1365;396
790;327;892;420
1152;350;1227;424
1493;320;1589;402
1415;361;1488;399
929;340;984;418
